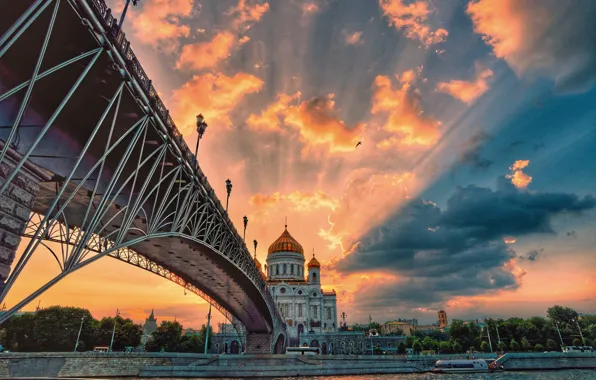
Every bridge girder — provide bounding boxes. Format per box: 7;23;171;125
0;0;286;351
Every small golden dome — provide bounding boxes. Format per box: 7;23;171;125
268;226;304;255
308;253;320;268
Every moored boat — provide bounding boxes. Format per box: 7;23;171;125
432;359;490;373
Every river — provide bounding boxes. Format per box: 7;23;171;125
140;370;596;380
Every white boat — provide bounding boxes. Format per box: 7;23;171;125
432;359;490;373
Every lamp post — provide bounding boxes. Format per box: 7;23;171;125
243;216;248;241
225;179;232;212
253;239;258;260
484;318;493;353
573;319;585;345
74;316;85;352
555;320;565;349
204;303;212;354
194;114;208;166
118;0;140;28
109;309;120;353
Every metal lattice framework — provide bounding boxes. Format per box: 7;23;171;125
0;0;284;344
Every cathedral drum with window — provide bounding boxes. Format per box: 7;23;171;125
265;225;338;344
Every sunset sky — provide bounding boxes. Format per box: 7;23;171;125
8;0;596;329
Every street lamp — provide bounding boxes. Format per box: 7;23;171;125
74;316;85;352
109;309;120;353
118;0;140;28
194;114;208;166
204;303;212;354
555;320;565;349
225;179;232;212
573;318;585;345
253;239;258;260
243;216;248;241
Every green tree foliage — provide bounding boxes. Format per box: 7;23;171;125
497;341;507;352
412;340;423;353
438;341;452;353
452;340;462;353
94;316;142;350
534;343;544;352
480;341;489;352
572;338;582;346
521;337;531;351
397;342;406;354
547;305;579;325
510;338;520;351
546;339;557;350
145;321;183;352
0;306;142;352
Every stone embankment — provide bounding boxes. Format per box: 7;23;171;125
0;351;594;378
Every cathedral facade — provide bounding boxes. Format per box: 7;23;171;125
262;225;338;343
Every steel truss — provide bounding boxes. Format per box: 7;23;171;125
0;0;283;339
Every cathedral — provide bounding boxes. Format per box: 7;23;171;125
259;224;338;344
210;224;405;354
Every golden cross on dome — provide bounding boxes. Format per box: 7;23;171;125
285;216;287;229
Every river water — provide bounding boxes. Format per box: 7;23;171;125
142;370;596;380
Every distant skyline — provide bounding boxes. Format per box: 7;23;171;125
7;0;596;329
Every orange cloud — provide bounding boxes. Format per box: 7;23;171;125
247;94;364;153
284;96;364;153
176;31;236;70
171;72;264;133
301;2;321;15
319;171;418;250
343;30;364;45
126;0;193;52
466;0;596;92
379;0;448;47
506;159;532;189
436;67;493;104
246;92;301;131
249;190;339;212
226;0;270;31
372;70;441;147
504;236;517;244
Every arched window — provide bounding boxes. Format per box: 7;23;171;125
312;272;317;282
283;263;287;274
276;265;279;275
291;264;294;275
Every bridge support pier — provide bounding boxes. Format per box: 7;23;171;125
0;143;50;294
245;333;272;354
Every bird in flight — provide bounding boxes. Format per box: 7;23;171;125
355;141;362;148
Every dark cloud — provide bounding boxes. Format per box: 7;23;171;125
457;130;493;171
519;248;544;262
334;178;595;308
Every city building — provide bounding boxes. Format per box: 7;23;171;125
438;310;448;328
141;309;158;345
210;224;405;354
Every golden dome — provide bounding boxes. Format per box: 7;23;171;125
268;226;304;255
308;253;320;268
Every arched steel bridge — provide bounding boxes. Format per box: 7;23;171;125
0;0;286;353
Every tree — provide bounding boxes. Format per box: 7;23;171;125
572;338;582;346
480;341;489;353
547;305;579;325
146;321;183;352
521;337;531;351
422;336;438;351
534;343;544;352
412;340;423;354
452;341;462;353
438;341;452;353
397;342;406;354
94;316;142;351
546;339;557;351
510;338;520;352
497;341;507;352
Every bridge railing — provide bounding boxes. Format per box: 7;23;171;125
85;0;282;331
